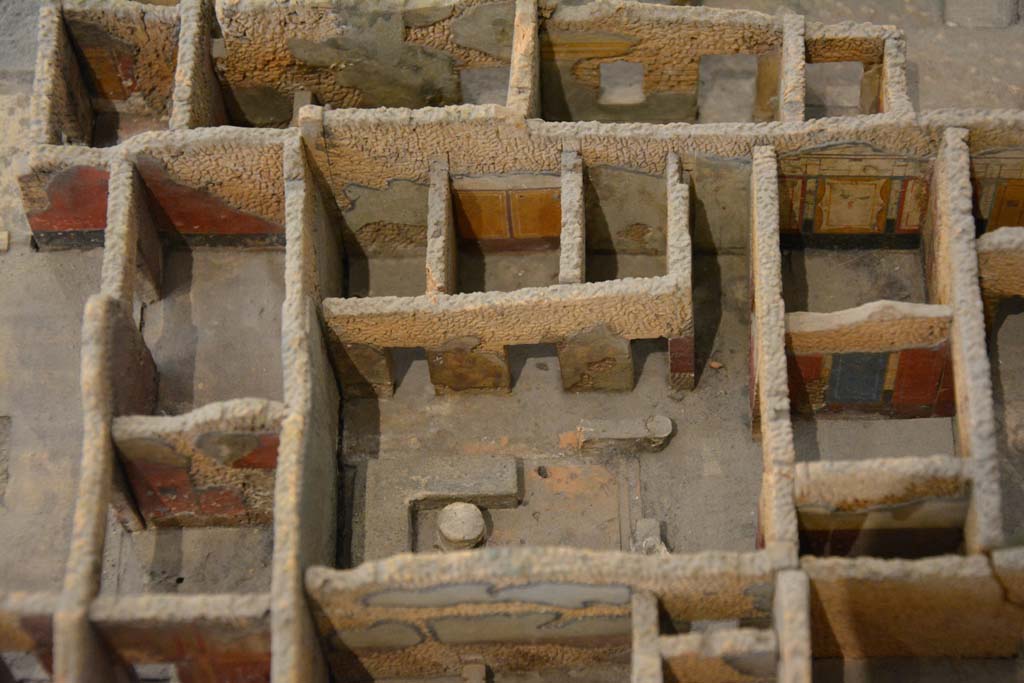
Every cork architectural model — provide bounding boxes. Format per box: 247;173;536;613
2;0;1024;681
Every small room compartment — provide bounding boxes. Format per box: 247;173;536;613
584;164;669;282
779;145;957;458
804;553;1024;675
91;138;289;596
210;0;515;127
777;143;931;313
102;284;279;594
144;248;284;412
102;285;281;594
632;571;804;683
337;180;430;298
38;1;179;146
451;173;563;293
538;3;781;123
803;31;891;119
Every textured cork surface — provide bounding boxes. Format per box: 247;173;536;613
6;2;1024;682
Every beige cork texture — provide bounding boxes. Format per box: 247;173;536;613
6;2;1024;683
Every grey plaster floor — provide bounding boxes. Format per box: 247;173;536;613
349;249;665;297
100;521;273;596
781;248;929;313
0;93;98;592
792;416;957;463
458;249;561;293
144;248;286;414
343;255;763;560
347;255;426;298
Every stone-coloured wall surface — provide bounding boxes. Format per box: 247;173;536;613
213;0;514;126
113;399;286;527
585;165;666;255
101;154;163;303
945;0;1020;28
170;0;229;130
275;138;344;682
778;142;931;249
785;301;954;417
305;548;776;680
30;3;94;146
930;128;1004;553
538;3;780;123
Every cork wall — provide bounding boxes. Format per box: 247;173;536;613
29;1;180;147
18;128;289;250
538;3;780;123
61;1;180;118
304;549;781;681
213;0;515;127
